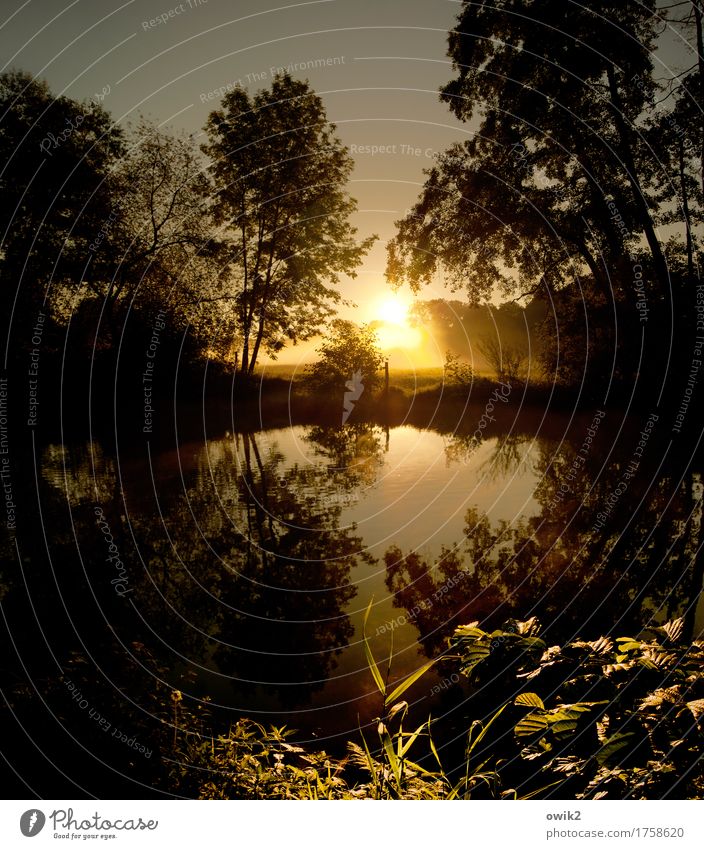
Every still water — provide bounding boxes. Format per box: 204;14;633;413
36;409;704;745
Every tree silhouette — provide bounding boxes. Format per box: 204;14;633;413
307;319;384;405
203;73;375;374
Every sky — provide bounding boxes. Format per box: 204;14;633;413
0;0;697;364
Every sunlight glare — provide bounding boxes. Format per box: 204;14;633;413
377;295;409;325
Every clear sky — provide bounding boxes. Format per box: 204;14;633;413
0;1;473;345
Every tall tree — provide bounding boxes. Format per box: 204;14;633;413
387;2;669;303
203;73;375;374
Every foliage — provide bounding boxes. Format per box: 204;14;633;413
163;614;704;800
387;0;667;299
203;73;375;373
164;605;519;799
443;350;475;389
0;69;123;358
448;617;704;799
386;1;701;392
307;319;384;398
476;335;527;384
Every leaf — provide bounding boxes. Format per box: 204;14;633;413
551;719;579;740
515;692;545;710
466;703;508;758
362;599;385;695
427;718;443;771
453;624;485;639
459;642;491;674
662;618;685;644
615;637;641;652
514;616;542;636
597;731;639;766
589;636;614;654
398;720;427;758
603;661;635;676
387;701;408;721
518;636;548;654
378;722;402;788
515;712;550;738
385;659;436;707
640;648;677;668
685;699;704;722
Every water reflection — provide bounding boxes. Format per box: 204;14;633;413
6;412;703;759
385;421;704;657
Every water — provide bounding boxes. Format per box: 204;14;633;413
19;406;704;749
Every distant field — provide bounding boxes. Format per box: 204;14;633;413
257;363;447;389
257;364;502;389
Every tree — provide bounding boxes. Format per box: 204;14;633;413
388;1;670;303
0;70;123;358
92;122;218;311
46;119;238;369
203;73;375;374
307;319;383;401
476;335;527;384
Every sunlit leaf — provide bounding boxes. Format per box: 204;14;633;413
615;637;641;652
385;659;436;707
362;599;385;695
662;618;685;645
515;713;550;738
515;692;545;710
685;699;704;722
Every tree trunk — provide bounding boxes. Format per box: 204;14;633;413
606;63;669;292
248;311;266;374
678;136;695;282
693;1;704;198
240;334;250;374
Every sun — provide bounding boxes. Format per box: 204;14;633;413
377;295;409;325
373;294;422;351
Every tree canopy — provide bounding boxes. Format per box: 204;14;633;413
204;73;375;374
386;1;704;389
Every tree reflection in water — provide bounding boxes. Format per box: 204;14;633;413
386;426;704;656
35;430;377;709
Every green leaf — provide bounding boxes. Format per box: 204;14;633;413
399;720;426;758
356;728;380;791
427;718;443;772
597;731;639;766
466;703;508;758
362;599;385;695
459;642;491;674
551;719;579;740
385;658;436;707
515;692;545;710
378;722;402;788
515;712;550;738
519;636;547;653
615;637;641;652
453;623;485;639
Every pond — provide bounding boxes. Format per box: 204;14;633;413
24;401;703;751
